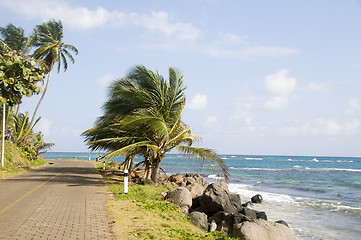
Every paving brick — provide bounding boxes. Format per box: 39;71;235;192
0;160;114;240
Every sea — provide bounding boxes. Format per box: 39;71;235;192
44;152;361;240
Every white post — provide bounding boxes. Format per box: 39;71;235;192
103;161;105;170
1;103;5;168
124;169;128;194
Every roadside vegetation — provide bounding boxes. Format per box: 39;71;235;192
98;167;236;240
0;20;77;171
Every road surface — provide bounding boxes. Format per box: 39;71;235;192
0;160;114;240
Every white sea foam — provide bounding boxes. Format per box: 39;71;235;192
245;157;263;160
228;183;295;204
207;174;224;180
229;167;284;171
293;165;302;168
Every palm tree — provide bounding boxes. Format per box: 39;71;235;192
83;66;229;182
30;19;78;127
0;24;32;55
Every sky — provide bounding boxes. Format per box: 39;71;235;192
0;0;361;157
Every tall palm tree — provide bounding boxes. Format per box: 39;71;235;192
83;66;229;182
30;19;78;127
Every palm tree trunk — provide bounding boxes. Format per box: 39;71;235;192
15;104;20;116
30;63;53;128
151;158;161;183
124;154;135;171
145;159;152;180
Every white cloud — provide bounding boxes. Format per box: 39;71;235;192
308;82;331;93
204;116;217;127
204;33;298;59
0;0;201;41
264;96;289;110
278;118;361;136
264;69;296;110
265;69;296;96
187;94;207;110
345;98;359;114
96;73;115;88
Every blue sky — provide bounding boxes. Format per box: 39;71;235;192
1;0;361;156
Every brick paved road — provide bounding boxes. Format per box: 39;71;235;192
0;160;114;240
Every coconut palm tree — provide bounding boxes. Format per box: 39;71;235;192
83;66;229;182
30;19;78;127
0;24;32;55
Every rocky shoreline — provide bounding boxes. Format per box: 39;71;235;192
104;164;298;240
155;173;296;240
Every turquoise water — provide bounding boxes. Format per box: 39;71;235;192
44;152;361;240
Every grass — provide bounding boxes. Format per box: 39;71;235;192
105;181;239;240
0;141;49;180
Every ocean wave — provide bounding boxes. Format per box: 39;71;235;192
228;183;295;204
316;168;361;172
207;174;224;180
245;157;263;160
229;167;285;171
298;199;361;217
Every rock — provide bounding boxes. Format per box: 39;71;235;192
184;173;205;186
169;173;183;182
233;212;251;225
180;206;189;215
200;182;237;215
165;187;192;209
191;196;202;209
209;220;217;232
232;219;297;240
186;183;205;198
242;201;253;208
240;207;257;220
230;193;242;212
208;211;233;233
275;220;289;228
190;211;208;231
255;211;267;220
251;194;263;204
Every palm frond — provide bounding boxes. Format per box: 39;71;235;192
176;145;230;182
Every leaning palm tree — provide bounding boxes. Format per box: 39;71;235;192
83;66;229;182
30;19;78;127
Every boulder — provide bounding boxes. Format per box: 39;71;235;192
209;220;217;232
208;211;233;233
255;211;267;220
184;173;205;186
242;201;253;208
186;183;205;198
190;211;208;231
165;187;192;209
232;219;297;240
230;193;242;212
169;173;183;182
200;182;237;215
251;194;263;204
240;207;257;220
275;220;289;228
